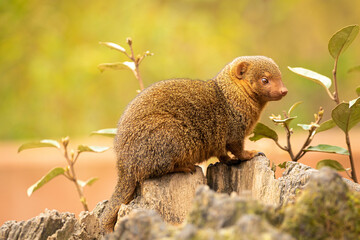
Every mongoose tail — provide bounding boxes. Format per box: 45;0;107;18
100;173;136;233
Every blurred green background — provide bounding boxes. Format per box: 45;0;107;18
1;0;360;140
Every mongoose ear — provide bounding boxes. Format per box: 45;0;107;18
234;62;250;79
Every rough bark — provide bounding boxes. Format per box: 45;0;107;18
207;156;359;206
0;202;106;240
116;165;206;226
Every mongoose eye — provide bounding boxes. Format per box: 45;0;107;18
261;78;269;84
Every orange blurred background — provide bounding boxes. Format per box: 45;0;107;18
1;129;359;225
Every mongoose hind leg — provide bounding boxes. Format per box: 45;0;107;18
171;163;196;174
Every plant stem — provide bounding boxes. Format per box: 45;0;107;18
62;142;89;211
332;56;340;104
293;122;320;161
69;156;89;211
284;124;295;161
325;87;336;102
63;145;71;166
344;168;352;180
332;56;357;183
127;41;144;91
274;140;287;151
293;131;313;161
292;108;323;161
134;66;144;91
345;132;358;183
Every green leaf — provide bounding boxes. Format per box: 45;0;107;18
332;99;360;133
99;41;126;53
356;86;360;97
98;61;136;73
304;144;349;155
143;50;154;57
297;123;319;131
328;25;359;59
297;124;311;131
349;97;360;108
278;161;287;169
316;119;336;134
77;177;99;188
27;167;65;196
288;67;332;89
316;159;347;172
271;162;276;173
77;145;110;153
249;123;278;142
347;65;360;73
18;139;60;153
288;101;303;116
91;128;117;137
271;116;297;125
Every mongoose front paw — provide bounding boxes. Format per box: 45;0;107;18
219;155;244;165
224;159;244;166
238;150;258;160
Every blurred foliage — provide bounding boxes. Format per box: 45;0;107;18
1;0;360;139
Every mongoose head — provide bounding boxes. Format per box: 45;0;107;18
230;56;287;102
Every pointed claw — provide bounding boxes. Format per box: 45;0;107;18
256;152;266;157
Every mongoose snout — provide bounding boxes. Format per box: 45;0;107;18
100;55;287;233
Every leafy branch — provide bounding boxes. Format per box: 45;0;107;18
18;137;109;211
93;38;154;137
250;103;346;162
98;38;153;92
289;24;360;183
251;24;360;183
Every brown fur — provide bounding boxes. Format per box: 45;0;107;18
100;56;287;232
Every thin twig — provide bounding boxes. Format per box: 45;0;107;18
325;87;336;102
292;108;323;162
345;132;358;183
297;151;307;159
293;130;313;161
284;124;295;160
63;142;72;167
134;67;144;91
69;165;89;211
128;41;135;60
62;141;89;211
63;170;72;181
274;140;288;151
137;55;145;65
344;168;353;180
331;56;357;182
126;40;145;91
73;152;81;165
332;55;340;104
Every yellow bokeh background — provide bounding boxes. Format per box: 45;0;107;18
1;0;360;139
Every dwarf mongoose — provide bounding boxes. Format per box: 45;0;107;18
100;56;287;232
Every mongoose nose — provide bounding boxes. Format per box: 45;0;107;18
281;87;288;96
